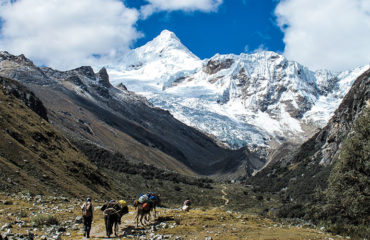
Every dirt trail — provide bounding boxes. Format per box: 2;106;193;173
79;221;106;239
79;211;138;239
221;185;229;206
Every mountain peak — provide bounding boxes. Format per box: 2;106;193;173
146;29;189;53
156;29;179;41
0;51;35;66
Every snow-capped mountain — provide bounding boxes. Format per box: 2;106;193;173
109;30;202;92
108;30;369;153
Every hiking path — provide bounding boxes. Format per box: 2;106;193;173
221;185;229;206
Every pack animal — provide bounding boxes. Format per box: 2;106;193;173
134;201;152;227
101;201;128;237
148;193;161;219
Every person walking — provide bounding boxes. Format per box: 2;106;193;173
182;198;191;211
81;197;94;238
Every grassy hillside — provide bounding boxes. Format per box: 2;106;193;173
0;76;113;199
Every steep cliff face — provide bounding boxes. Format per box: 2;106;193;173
0;51;261;177
248;68;370;202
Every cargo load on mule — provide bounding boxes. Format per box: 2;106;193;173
134;192;161;226
101;200;128;238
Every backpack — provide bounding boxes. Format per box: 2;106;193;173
139;195;148;203
142;202;150;211
83;202;92;217
184;200;191;206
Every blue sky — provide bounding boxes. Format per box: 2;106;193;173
126;0;285;59
0;0;369;71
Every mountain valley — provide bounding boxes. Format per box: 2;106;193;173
0;30;369;239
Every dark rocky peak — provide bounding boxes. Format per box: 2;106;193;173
0;52;52;85
0;51;35;67
71;66;96;80
0;76;48;121
203;58;234;75
117;82;127;91
97;67;111;88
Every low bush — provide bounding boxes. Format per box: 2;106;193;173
277;204;305;218
31;214;59;226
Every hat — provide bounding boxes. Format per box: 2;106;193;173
119;200;127;207
87;197;91;202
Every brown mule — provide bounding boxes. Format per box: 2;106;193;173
101;201;128;237
134;201;152;227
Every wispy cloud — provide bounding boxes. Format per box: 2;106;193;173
140;0;223;19
253;44;268;53
275;0;370;71
0;0;141;70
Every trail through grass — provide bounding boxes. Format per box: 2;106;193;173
221;185;229;206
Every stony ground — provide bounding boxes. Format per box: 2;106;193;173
0;192;350;240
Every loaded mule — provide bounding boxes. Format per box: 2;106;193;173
101;200;128;237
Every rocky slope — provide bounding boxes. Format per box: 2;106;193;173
0;76;112;198
108;30;369;155
0;51;263;177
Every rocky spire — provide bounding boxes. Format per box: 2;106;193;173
97;67;111;88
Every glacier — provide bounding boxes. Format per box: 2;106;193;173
107;30;369;152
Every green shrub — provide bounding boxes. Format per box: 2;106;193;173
323;108;370;225
277;204;305;218
31;214;59;226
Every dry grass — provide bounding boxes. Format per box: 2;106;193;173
153;208;345;240
0;193;345;240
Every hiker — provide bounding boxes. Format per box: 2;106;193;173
81;197;94;238
182;198;191;211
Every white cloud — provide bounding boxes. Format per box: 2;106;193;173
0;0;141;70
140;0;223;19
275;0;370;71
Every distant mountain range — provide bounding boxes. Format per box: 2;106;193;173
0;51;262;177
108;30;369;155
